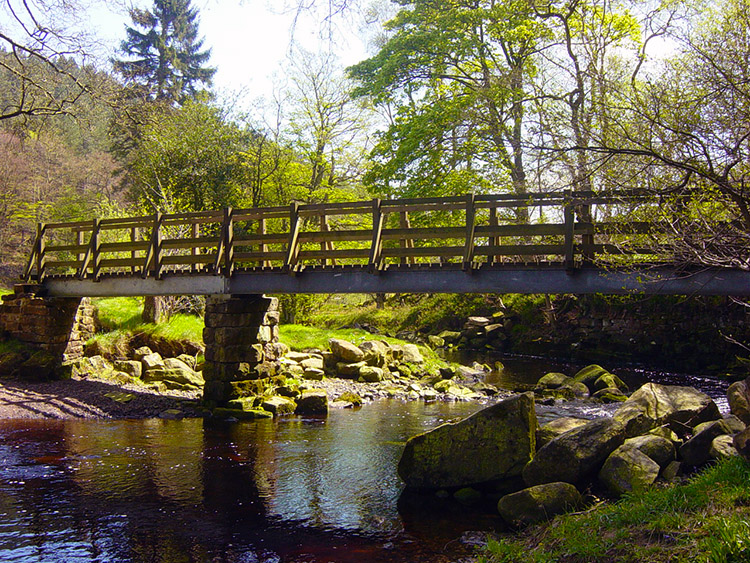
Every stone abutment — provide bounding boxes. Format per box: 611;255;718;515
202;294;280;405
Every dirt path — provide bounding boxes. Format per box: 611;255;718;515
0;377;202;419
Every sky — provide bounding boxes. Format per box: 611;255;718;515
83;0;371;102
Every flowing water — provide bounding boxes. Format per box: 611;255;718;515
0;357;731;563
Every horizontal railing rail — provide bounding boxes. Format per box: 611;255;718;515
21;190;681;283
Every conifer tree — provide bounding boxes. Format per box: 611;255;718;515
113;0;215;103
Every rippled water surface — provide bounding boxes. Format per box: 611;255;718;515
0;357;730;563
0;401;497;563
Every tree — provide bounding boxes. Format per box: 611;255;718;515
112;0;215;103
0;0;94;121
349;0;548;220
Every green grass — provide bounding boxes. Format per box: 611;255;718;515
479;456;750;563
279;324;449;373
88;298;204;357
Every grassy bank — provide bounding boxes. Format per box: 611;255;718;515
479;457;750;563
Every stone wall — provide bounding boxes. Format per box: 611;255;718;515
202;294;280;405
0;290;94;363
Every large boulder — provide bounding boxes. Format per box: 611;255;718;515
621;435;675;469
679;418;743;466
399;344;425;364
497;482;583;527
536;373;571;390
727;377;750;425
295;389;328;415
359;340;391;367
572;365;613;389
599;446;660;497
261;396;296;416
329;339;364;363
613;383;721;437
523;418;626;487
536;417;589;449
711;435;739;459
398;393;537;489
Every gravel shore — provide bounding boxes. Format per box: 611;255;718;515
0;376;202;420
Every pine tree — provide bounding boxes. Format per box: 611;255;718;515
113;0;215;103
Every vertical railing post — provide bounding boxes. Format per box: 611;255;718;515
91;218;102;281
563;190;575;269
399;211;414;265
258;217;269;268
320;213;327;266
462;193;476;270
284;202;301;273
368;198;384;273
224;207;234;276
142;212;163;279
130;227;138;274
36;223;47;282
488;206;499;264
190;222;198;272
153;212;163;279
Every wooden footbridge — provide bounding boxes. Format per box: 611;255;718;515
20;191;750;296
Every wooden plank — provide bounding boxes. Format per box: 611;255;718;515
98;257;148;269
160;237;221;250
369;199;384;272
475;244;566;256
45;243;88;253
234;233;289;245
284;202;301;273
130;227;138;274
563;192;575;269
299;248;370;260
234;250;286;262
381;226;464;240
383;246;464;258
475;224;566;237
463;193;476;270
381;201;466;214
44;259;81;269
190;223;198;273
161;254;217;266
99;241;151;253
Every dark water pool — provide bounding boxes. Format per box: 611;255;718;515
0;400;496;563
0;357;731;563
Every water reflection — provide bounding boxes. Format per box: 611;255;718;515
0;401;488;563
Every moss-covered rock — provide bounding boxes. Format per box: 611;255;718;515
727;377;750;425
398;393;537;489
536;372;570;389
536;417;589;449
679;418;740;466
497;482;583;527
614;383;721;437
711;435;739;459
213;407;273;420
337;391;362;406
358;366;384;382
329;338;365;363
599;446;660;497
295;389;328;415
621;435;675;469
523;418;626;487
261;396;296;415
594;372;628;393
572;365;611;388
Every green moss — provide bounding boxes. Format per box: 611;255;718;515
479;457;750;563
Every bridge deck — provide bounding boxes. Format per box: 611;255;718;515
20;191;750;296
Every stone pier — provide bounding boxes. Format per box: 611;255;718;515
0;286;95;373
202;294;280;405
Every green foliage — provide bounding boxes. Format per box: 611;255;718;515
113;0;215;103
481;457;750;563
93;297;143;331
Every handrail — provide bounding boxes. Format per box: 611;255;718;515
21;190;679;282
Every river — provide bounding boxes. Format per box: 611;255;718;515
0;357;731;563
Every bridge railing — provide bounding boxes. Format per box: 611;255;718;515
21;190;670;282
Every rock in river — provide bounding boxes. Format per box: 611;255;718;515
398;393;537;489
497;482;583;527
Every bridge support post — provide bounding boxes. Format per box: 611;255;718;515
202;294;280;405
0;286;95;374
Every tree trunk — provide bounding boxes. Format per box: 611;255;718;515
142;296;167;324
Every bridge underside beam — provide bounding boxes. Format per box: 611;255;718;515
40;266;750;297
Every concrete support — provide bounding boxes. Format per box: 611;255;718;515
0;287;95;363
202;294;280;405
